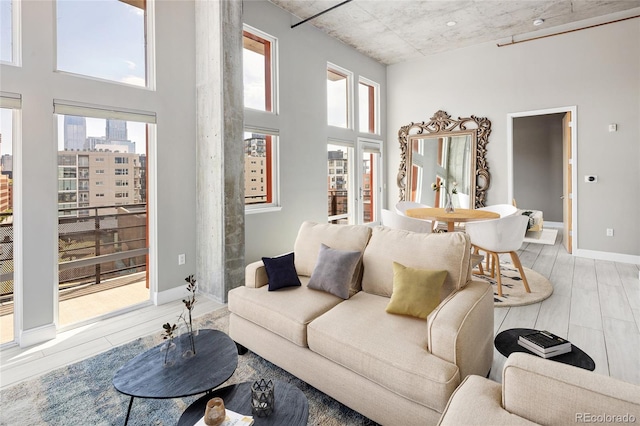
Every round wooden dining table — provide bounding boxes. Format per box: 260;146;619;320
406;207;499;232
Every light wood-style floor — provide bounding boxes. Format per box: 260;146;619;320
1;228;638;393
490;229;640;386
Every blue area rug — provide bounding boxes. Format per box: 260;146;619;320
0;308;378;425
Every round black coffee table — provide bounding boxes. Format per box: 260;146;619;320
178;380;309;426
113;329;238;425
494;328;595;371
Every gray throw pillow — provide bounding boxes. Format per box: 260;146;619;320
307;243;361;299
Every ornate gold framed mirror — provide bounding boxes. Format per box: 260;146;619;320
397;110;491;208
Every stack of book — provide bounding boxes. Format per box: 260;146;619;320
517;330;572;358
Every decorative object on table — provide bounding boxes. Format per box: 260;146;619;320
160;322;177;367
432;181;457;213
179;274;198;358
517;330;572;358
203;397;226;426
251;379;274;417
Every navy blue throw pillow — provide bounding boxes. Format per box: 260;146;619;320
262;252;302;291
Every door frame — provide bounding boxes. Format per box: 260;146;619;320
506;106;577;254
356;138;383;225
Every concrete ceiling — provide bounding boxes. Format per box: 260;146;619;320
268;0;640;64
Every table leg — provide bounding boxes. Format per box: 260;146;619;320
447;221;454;232
124;396;134;426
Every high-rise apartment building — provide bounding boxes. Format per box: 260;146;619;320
106;119;128;142
244;134;267;204
58;150;146;216
63;116;87;150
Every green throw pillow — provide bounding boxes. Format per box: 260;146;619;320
385;262;447;319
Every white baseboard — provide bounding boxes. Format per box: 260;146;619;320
152;285;188;306
545;221;563;228
19;323;56;348
574;249;640;265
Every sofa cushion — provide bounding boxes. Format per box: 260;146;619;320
386;262;447;319
227;276;344;347
362;227;471;300
293;221;371;295
262;252;302;291
308;244;361;299
307;291;460;412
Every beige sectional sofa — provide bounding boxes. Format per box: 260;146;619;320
439;352;640;425
228;221;494;425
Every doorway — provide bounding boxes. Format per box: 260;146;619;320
507;107;577;254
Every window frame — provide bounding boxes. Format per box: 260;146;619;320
327;139;354;224
358;76;380;135
53;0;156;89
0;0;21;66
327;63;353;130
242;24;277;114
244;127;281;214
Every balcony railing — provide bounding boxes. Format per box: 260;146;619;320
0;204;148;305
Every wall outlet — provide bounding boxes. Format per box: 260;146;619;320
178;254;186;265
606;229;614;237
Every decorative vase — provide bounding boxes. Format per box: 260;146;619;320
180;324;197;359
203;397;226;426
251;379;275;417
444;193;455;213
160;340;176;367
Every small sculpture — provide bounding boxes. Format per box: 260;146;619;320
203;397;225;426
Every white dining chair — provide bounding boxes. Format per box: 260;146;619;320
381;208;433;233
465;215;531;297
477;204;518;218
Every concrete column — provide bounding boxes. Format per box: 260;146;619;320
195;0;245;302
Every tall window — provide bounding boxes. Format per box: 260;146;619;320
243;26;276;112
244;130;278;209
56;0;148;87
327;143;352;223
327;64;352;128
0;0;13;63
55;109;151;328
0;105;15;344
359;78;379;134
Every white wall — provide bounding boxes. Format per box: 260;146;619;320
242;1;387;263
1;1;197;341
386;17;640;260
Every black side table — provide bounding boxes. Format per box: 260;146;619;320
113;329;238;425
178;380;309;426
494;328;595;371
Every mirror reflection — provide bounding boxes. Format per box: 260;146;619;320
397;110;492;208
409;133;474;208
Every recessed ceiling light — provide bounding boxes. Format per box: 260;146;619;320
446;21;457;27
533;18;545;26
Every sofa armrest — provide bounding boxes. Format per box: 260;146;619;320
503;353;640;425
438;375;537;426
245;260;268;288
427;280;494;379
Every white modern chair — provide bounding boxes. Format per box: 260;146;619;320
381;208;433;233
395;201;430;216
477;204;518;218
465;215;531;297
